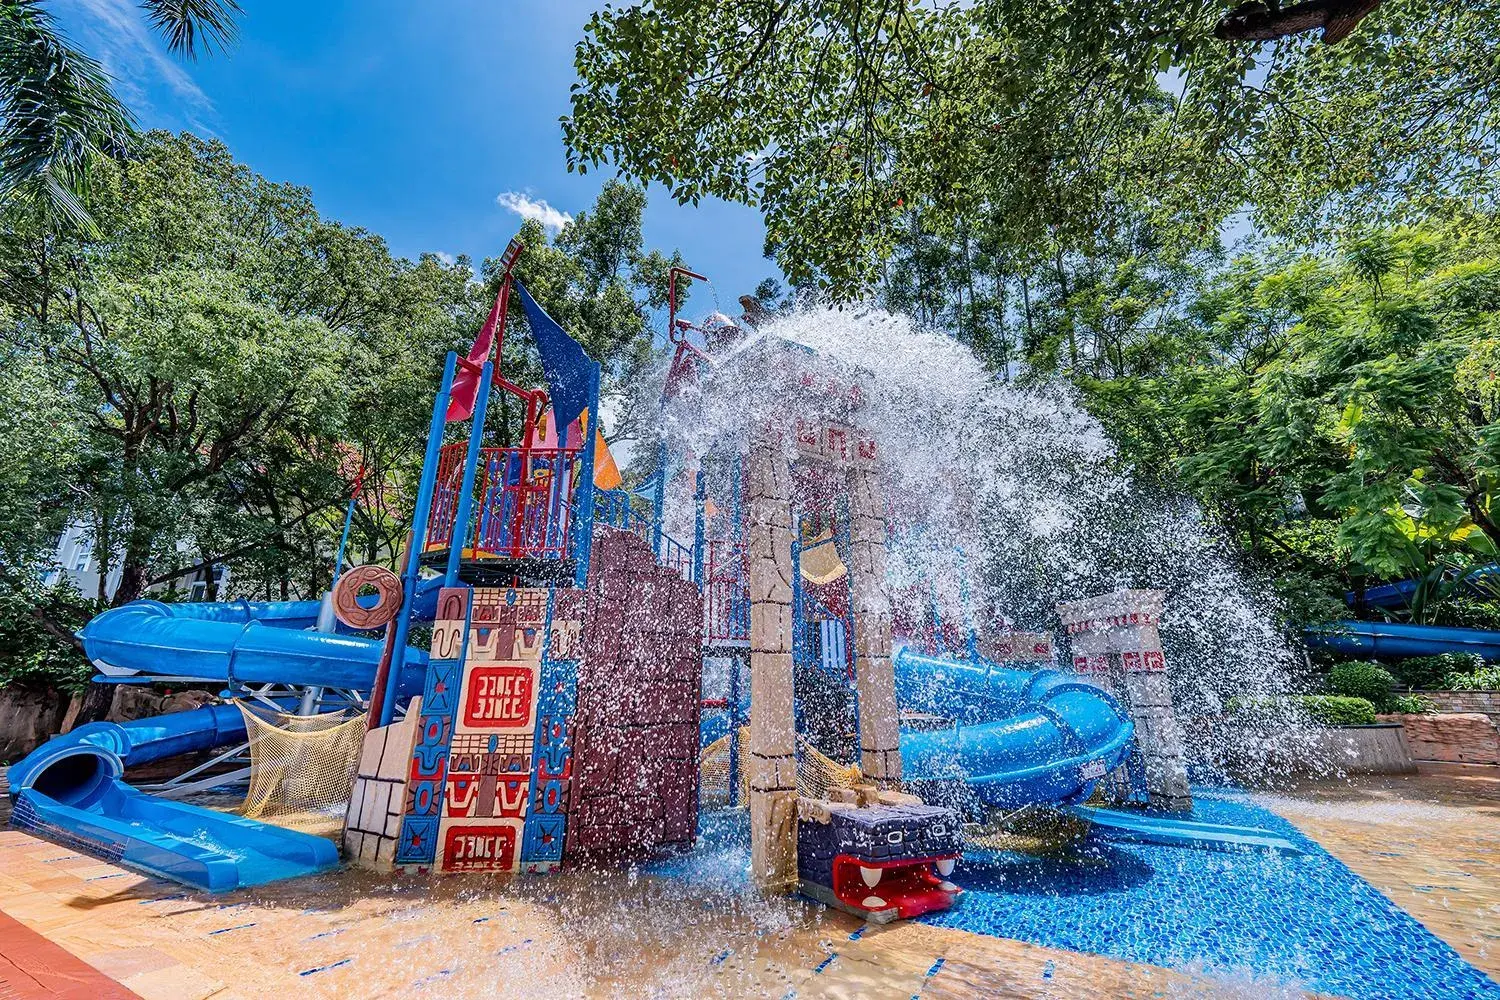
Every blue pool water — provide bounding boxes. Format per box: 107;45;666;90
667;796;1499;999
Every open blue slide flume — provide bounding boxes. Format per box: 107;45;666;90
7;581;441;892
895;649;1137;809
1305;619;1500;660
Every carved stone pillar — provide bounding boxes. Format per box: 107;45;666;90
745;435;800;890
1057;589;1191;812
846;464;901;786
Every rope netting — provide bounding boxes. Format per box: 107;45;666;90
699;726;862;805
235;700;364;833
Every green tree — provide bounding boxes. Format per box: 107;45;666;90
1096;213;1500;618
0;0;240;229
565;0;1497;295
0;133;482;610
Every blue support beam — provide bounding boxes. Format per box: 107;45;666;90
444;361;494;587
382;350;457;726
571;361;603;588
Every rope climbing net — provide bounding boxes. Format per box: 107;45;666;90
699;726;862;805
235;701;364;834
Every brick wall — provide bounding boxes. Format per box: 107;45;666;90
1412;690;1500;725
567;527;703;862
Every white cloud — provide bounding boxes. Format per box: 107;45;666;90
55;0;213;114
434;251;456;266
496;191;572;233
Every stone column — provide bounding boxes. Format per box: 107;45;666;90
1058;589;1191;812
846;464;901;786
744;435;800;890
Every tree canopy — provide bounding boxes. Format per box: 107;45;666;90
565;0;1498;292
0;133;684;703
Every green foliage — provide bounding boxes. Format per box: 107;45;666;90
1298;694;1378;727
1443;664;1500;691
1229;692;1379;725
1388;693;1435;714
0;133;485;607
1390;653;1484;689
0;0;243;231
1327;660;1396;708
0;575;98;694
565;0;1499;296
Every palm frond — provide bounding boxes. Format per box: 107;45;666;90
140;0;242;59
0;0;138;234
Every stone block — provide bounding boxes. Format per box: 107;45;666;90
750;603;793;654
1124;671;1174;709
749;788;799;890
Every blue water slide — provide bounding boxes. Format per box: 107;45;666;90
1345;564;1500;610
1304;620;1500;660
895;649;1136;810
77;597;431;692
8;705;340;891
1063;805;1304;854
8;579;442;891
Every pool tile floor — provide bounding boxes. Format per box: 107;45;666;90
0;766;1496;999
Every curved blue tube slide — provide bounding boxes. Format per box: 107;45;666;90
7;578;442;892
895;648;1136;810
1305;620;1500;660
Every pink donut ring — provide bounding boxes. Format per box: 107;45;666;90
331;564;403;630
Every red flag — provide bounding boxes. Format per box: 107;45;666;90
446;284;504;422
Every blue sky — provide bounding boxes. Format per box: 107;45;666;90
52;0;777;319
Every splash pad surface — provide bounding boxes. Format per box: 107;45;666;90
3;769;1497;999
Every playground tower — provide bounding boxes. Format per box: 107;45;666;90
1057;590;1192;812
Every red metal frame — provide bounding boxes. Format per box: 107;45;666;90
703;537;749;643
426;442;583;561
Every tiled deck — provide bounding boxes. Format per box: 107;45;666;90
1;767;1496;999
1256;764;1500;978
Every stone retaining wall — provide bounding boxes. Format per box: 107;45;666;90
1410;690;1500;726
1306;723;1417;775
1377;711;1500;765
0;687;71;763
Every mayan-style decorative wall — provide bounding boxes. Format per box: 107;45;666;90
979;632;1053;664
384;584;581;873
568;528;702;860
1057;589;1191;812
349;545;702;875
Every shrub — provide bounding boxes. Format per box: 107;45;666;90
1388;693;1435;714
1298;695;1378;727
1431;597;1500;631
0;577;98;695
1389;653;1480;690
1444;665;1500;690
1327;660;1396;709
1226;694;1378;726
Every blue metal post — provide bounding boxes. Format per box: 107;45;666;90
653;441;669;559
571;362;602;587
692;469;706;585
381;351;457;726
791;514;806;670
444;361;494;586
727;654;742;808
955;546;982;663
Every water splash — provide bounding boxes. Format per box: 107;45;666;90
642;304;1318;774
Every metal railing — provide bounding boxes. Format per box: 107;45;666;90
704;538;750;644
593;489;696;582
426;442;581;561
